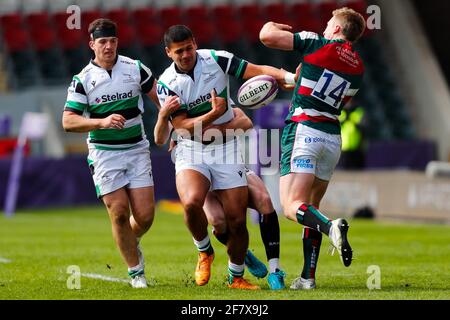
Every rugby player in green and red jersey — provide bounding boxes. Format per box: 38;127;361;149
260;7;366;289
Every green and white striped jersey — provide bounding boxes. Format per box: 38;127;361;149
156;49;248;126
288;32;365;134
64;55;155;150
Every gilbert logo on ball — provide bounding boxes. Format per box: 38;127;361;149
237;75;278;109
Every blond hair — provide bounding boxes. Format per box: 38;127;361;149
333;7;366;42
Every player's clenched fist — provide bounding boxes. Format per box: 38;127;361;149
161;95;181;119
101;114;126;129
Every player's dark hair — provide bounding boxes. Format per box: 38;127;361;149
333;7;366;42
88;18;117;39
164;25;194;47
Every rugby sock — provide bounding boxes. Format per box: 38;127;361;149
128;263;144;277
259;212;280;264
301;227;322;280
296;204;332;235
228;261;245;282
212;228;228;246
268;258;280;274
193;235;214;256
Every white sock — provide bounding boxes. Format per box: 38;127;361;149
268;258;280;273
193;235;211;252
228;261;245;277
128;262;144;275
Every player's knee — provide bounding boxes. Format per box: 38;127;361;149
135;211;154;229
111;212;130;227
209;216;226;232
106;202;129;226
183;198;203;214
226;214;246;231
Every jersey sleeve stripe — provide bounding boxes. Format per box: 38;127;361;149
65;100;87;111
217;56;229;73
229;57;247;79
141;75;155;94
64;107;84;115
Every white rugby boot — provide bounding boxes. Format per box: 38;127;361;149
329;218;353;267
290;277;316;290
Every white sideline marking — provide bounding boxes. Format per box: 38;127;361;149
81;273;129;283
0;257;12;263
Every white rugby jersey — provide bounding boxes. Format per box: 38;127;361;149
64;55;155;150
156;49;248;127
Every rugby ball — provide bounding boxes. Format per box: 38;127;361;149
237;75;278;109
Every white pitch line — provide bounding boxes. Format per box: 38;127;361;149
81;273;129;283
0;257;12;263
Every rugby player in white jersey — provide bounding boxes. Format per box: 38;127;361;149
260;8;366;289
155;104;286;290
156;25;295;289
62;19;160;288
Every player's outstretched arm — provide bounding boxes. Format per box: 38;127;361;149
259;21;295;51
243;63;296;89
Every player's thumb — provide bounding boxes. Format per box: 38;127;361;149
210;89;217;100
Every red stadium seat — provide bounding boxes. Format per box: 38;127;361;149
30;26;56;51
187;20;215;46
159;7;184;30
106;8;131;25
185;5;209;22
139;22;163;47
263;2;286;21
53;11;71;29
262;2;296;28
3;27;29;52
25;12;51;29
215;19;242;45
242;18;265;44
116;23;136;48
132;7;158;28
81;9;102;32
58;28;84;50
289;2;322;33
343;0;368;14
211;4;236;23
0;13;23;31
238;2;262;21
318;1;339;25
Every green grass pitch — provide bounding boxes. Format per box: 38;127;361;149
0;206;449;300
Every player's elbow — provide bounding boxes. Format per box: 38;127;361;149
62;117;74;132
259;23;276;47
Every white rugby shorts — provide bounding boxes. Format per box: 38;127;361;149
87;144;153;198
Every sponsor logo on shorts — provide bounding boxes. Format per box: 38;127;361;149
293;158;314;169
304;136;339;146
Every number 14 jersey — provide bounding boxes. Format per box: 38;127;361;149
288;31;364;134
